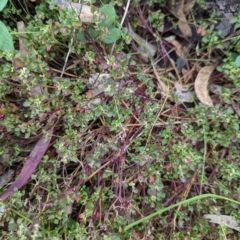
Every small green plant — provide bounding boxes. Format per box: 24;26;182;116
148;10;165;30
98;4;121;43
1;0;240;239
217;52;240;87
77;3;121;44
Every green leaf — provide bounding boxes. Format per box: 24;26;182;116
0;0;8;11
0;21;14;51
77;31;86;42
88;28;97;39
23;100;31;107
229;52;238;61
102;28;121;44
235;55;240;67
234;22;240;31
99;4;116;27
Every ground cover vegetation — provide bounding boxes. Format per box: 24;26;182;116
0;0;240;239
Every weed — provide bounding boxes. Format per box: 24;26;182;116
0;0;240;239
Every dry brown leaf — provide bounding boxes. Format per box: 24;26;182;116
172;39;183;57
170;0;192;37
0;129;53;201
184;0;195;14
164;36;184;57
194;65;215;107
177;17;192;37
164;35;184;57
197;26;206;36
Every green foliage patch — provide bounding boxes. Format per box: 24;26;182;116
0;0;240;239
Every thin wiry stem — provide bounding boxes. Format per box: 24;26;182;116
111;0;131;54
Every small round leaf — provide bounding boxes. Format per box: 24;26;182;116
99;4;116;27
88;28;97;39
77;31;86;41
102;28;121;44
